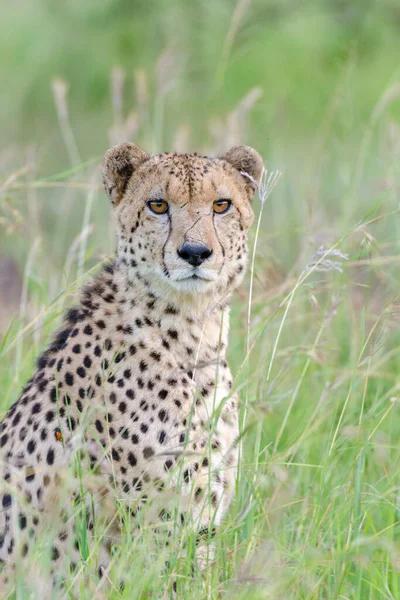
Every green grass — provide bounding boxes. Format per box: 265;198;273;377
1;0;400;597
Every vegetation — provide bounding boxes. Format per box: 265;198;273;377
1;0;400;597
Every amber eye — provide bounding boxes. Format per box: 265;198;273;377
147;200;169;215
213;199;231;214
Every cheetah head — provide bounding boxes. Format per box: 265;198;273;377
102;143;263;300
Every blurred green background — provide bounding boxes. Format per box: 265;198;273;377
2;0;400;151
2;0;400;154
1;0;400;270
2;0;400;265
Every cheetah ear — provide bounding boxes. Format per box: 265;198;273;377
102;142;150;206
221;145;264;199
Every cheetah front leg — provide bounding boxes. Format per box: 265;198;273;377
166;409;239;573
183;453;237;570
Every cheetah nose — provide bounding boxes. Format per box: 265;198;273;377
177;243;213;267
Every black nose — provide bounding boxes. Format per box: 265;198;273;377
177;243;213;267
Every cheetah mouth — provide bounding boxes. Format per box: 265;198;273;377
172;270;217;283
165;267;219;292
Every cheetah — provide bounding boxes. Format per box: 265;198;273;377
0;143;263;594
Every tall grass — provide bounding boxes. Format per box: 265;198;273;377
1;1;400;598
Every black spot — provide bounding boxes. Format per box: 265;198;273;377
104;262;115;275
2;494;12;508
140;423;148;433
37;355;48;370
128;452;137;467
63;394;72;406
167;329;178;340
46;410;55;423
119;426;129;440
76;366;86;378
95;420;103;433
129;344;137;356
50;327;72;352
83;324;93;335
66;308;85;324
84;356;92;368
119;402;127;413
19;513;27;529
25;469;35;482
131;434;139;444
49;386;59;403
65;372;74;386
37;378;48;393
68;416;77;431
96;320;106;329
132;477;142;491
27;439;36;454
165;305;178;315
46;448;55;465
158;389;168;400
114;351;126;364
158;410;168;423
12;412;21;426
158;431;166;444
143;447;154;459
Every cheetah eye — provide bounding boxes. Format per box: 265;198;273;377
147;200;169;215
213;199;231;214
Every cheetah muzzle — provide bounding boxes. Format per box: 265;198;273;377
0;143;263;592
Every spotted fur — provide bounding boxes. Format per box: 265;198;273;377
0;143;263;591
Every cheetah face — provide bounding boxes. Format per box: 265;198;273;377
102;143;263;298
